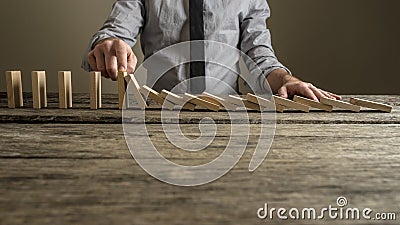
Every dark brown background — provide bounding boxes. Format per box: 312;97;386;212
0;0;399;94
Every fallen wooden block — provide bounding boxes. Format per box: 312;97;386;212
184;93;220;112
32;71;47;109
201;92;237;111
5;71;23;108
350;97;392;113
275;104;285;113
159;90;196;111
58;71;73;109
227;95;263;111
246;93;275;110
320;97;361;112
293;95;333;112
89;72;102;110
273;95;310;112
118;72;147;109
140;86;175;110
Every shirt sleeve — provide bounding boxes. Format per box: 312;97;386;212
240;0;291;93
81;0;145;71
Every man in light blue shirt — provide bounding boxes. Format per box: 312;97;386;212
82;0;341;100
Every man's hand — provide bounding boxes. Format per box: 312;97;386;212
266;69;341;101
88;38;137;81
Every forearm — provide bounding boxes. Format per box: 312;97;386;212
265;68;299;94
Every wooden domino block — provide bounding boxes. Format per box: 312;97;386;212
273;95;310;112
32;71;47;109
118;72;148;110
89;72;102;110
320;96;361;112
118;72;129;109
293;95;333;112
246;93;275;110
183;93;220;112
58;71;73;109
140;86;175;110
200;92;237;111
227;95;263;111
5;71;23;108
350;97;392;113
275;104;285;113
159;90;196;111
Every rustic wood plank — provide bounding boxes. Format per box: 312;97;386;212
0;94;397;124
0;123;399;224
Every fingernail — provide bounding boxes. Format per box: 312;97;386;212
118;66;126;72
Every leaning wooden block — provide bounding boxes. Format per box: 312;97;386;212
140;86;175;110
293;95;333;112
273;95;310;112
320;96;361;112
201;92;237;111
227;95;263;111
89;72;102;110
5;71;24;108
32;71;47;109
159;90;196;111
58;71;73;109
184;93;220;112
350;97;392;113
275;104;285;113
246;93;275;110
118;72;147;110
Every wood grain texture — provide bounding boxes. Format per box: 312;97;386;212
0;94;397;125
0;123;399;225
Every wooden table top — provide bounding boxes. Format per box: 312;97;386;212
0;93;399;225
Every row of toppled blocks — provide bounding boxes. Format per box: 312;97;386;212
4;71;393;113
117;72;392;113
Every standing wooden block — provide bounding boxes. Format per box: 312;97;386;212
349;97;392;113
200;92;237;111
5;71;23;108
119;72;147;110
32;71;47;109
293;95;333;112
58;71;73;109
140;86;175;110
159;90;196;111
320;96;361;112
118;72;128;109
227;95;263;111
183;93;220;112
90;72;102;110
273;96;310;112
